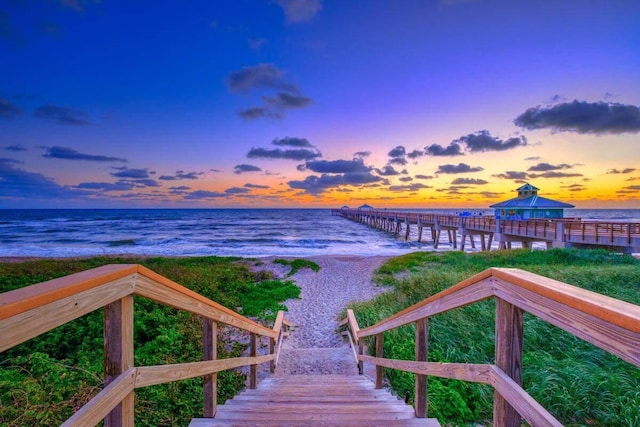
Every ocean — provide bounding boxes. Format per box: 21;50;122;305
0;208;639;258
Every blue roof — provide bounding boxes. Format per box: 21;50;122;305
490;195;574;209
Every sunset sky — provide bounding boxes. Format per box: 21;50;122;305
1;0;639;209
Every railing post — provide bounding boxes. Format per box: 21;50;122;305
250;333;258;389
203;318;217;417
494;298;523;427
375;333;384;389
270;336;276;374
104;296;134;427
415;318;428;418
358;339;364;375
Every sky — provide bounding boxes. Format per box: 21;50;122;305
1;0;639;209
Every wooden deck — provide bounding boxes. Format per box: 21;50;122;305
190;375;440;427
332;209;640;253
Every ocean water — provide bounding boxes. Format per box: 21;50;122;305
0;208;638;258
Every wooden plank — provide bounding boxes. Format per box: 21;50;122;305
0;264;137;320
0;279;133;352
189;417;442;426
134;274;276;338
375;333;384;388
135;355;274;388
104;296;134;427
61;368;136;427
347;309;361;339
360;277;494;337
250;333;257;389
490;366;562;427
359;355;492;384
415;318;428;418
493;278;640;368
203;318;217;418
493;298;523;427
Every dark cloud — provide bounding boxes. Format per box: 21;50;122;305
76;181;135;192
389;157;407;166
158;175;177;181
514;100;640;134
110;167;151;179
264;92;312;109
305;159;369;174
354;151;371;158
451;178;488;185
234;164;262;174
0;157;22;164
227;63;297;94
159;170;204;180
169;186;191;195
375;165;400;176
562;184;585;192
407;149;424;160
398;176;413;182
436;163;484;174
288;171;383;194
388;146;406;158
454;130;527;152
493;171;528;180
244;183;269;189
248;147;321;161
528;171;583;179
478;191;503;198
43;146;127;162
225;187;251;194
527;163;572;172
425;143;463;156
132;179;160;187
388;183;431;192
606;168;636;175
415;174;434;180
237;106;277;120
272;137;313;148
623;185;640;191
274;0;322;23
0;98;22;119
524;156;541;161
33;104;89;125
184;190;227;200
2;144;27;152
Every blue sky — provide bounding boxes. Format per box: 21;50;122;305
1;0;639;208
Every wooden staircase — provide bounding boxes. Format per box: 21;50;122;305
189;374;441;426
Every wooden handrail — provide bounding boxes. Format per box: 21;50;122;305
341;267;640;426
0;264;290;427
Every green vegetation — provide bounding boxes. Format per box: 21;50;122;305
273;258;321;276
349;249;640;426
0;256;301;427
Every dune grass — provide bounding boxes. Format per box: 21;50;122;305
0;256;301;427
349;249;640;426
273;258;321;276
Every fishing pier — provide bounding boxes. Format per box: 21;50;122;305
331;208;640;253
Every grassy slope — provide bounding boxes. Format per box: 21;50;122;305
0;256;301;427
349;249;640;427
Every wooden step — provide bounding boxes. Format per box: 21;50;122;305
189;374;440;427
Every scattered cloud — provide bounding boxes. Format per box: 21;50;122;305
354;151;371;158
110;167;152;179
248;147;321;161
274;0;322;23
527;162;572;172
451;178;488;185
77;181;135;192
388;183;431;192
425;142;463;156
184;190;227;200
227;63;297;93
0;158;89;200
493;171;528;180
514;100;640;134
415;174;434;180
224;187;251;194
524;156;540;161
606;168;636;174
304;158;370;174
33;104;89;125
453;130;528;152
2;144;27;152
234;164;263;174
43;146;127;162
159;170;203;180
0;98;22;119
527;171;583;179
398;176;413;182
264;92;312;109
272;137;313;147
407;149;424;160
388;146;406;158
375;165;400;176
244;183;269;189
436;163;484;174
288;171;384;194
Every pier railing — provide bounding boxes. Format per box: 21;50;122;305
0;264;291;426
340;268;640;426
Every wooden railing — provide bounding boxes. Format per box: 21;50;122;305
340;268;640;427
0;264;291;427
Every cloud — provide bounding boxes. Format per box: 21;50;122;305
43;146;127;162
272;137;313;147
606;168;636;175
274;0;322;23
524;156;541;161
437;163;484;174
388;146;406;158
407;149;424;160
2;144;27;152
237;106;278;120
623;185;640;191
528;171;583;179
493;171;528;180
224;187;251;194
132;179;160;187
183;190;227;200
288;171;383;194
375;165;400;176
514;100;640;134
33;104;89;125
415;174;434;180
160;170;204;180
110;167;151;179
76;181;135;192
388;183;432;192
248;147;321;161
0;98;22;119
389;157;407;166
354;151;371;158
451;178;488;185
244;183;269;189
264;92;312;109
425;142;463;156
527;162;572;172
453;130;527;152
0;157;22;164
305;158;369;174
234;164;263;174
227;63;297;93
398;176;413;182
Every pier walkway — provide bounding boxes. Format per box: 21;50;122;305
332;208;640;253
